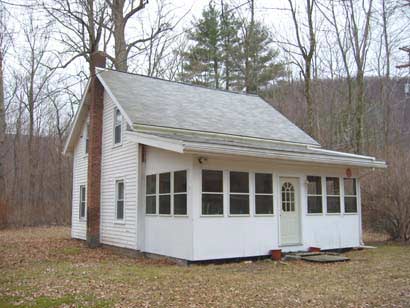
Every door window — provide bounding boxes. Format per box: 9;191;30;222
281;182;295;212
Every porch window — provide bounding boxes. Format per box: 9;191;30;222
173;170;187;215
146;174;157;214
326;177;340;213
79;185;86;219
255;173;274;215
307;176;322;213
202;170;223;215
159;172;171;215
344;178;357;213
229;171;249;215
114;108;122;144
116;180;124;220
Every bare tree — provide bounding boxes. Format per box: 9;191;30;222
105;0;173;72
287;0;317;138
42;0;110;75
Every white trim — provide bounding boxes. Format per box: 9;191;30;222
184;143;387;169
307;147;376;160
125;131;184;153
63;79;92;154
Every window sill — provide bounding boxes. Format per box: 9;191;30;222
145;213;157;216
114;220;126;225
79;218;87;222
254;214;275;217
228;214;250;217
306;213;324;216
200;214;224;218
344;212;358;215
159;214;172;217
112;143;123;149
174;214;189;218
325;213;341;216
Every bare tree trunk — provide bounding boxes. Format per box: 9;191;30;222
0;49;6;228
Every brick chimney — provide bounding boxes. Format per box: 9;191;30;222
86;52;106;248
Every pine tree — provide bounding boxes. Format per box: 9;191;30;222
180;2;222;88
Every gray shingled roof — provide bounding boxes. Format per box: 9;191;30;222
98;69;319;146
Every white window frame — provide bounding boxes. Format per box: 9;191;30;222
254;172;274;216
306;175;323;215
229;171;250;216
84;121;89;156
113;107;122;146
326;176;341;215
79;185;86;220
173;170;188;217
344;178;358;214
145;174;157;215
115;179;125;222
201;169;224;217
158;172;172;216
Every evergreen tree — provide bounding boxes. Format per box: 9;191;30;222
180;1;284;93
180;2;222;88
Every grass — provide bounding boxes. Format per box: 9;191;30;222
0;227;409;307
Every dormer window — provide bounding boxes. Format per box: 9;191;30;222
114;108;122;144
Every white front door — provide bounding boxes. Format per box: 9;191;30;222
280;177;301;245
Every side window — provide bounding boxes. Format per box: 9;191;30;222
79;185;86;219
85;122;89;154
159;172;171;215
229;171;250;215
173;171;187;215
146;175;157;214
307;176;322;214
116;180;124;220
255;173;274;215
114;108;122;145
344;178;357;213
326;177;340;214
202;170;223;215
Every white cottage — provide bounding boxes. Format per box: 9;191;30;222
64;63;386;262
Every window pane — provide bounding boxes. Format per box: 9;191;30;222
146;196;156;214
307;176;322;195
174;170;187;193
115;108;122;124
117;200;124;219
327;196;340;213
255;173;272;194
159;195;171;214
344;178;356;196
255;195;273;214
345;196;357;213
202;194;223;215
230;172;249;193
146;175;156;195
117;181;124;200
174;194;187;215
308;196;322;213
114;125;121;144
159;173;171;194
326;177;340;195
80;202;86;218
80;186;86;202
202;170;223;192
230;194;249;215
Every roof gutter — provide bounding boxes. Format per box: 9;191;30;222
183;142;387;169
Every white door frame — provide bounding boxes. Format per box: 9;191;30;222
278;176;302;246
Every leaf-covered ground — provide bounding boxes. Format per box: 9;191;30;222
0;227;409;307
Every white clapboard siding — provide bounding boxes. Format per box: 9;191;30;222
100;93;139;250
71;122;88;240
